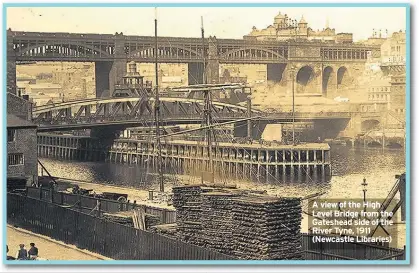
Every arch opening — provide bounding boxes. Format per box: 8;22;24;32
296;66;316;93
337;66;349;89
267;63;286;83
386;142;403;149
361;119;380;132
322;66;334;96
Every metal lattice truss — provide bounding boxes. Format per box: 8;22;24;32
9;31;378;64
33;97;261;126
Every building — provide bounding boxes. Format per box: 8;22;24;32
26;83;62;95
367;79;391;104
381;30;406;64
244;12;353;43
21;83;64;106
7;94;38;190
389;75;406;117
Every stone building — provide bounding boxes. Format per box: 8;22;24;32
381;31;406;64
7;93;38;189
367;79;391;104
389;75;406;117
244;11;353;43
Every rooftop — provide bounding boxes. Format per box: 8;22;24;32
7;114;37;129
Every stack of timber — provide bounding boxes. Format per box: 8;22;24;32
172;185;302;260
201;192;237;255
232;195;302;260
148;223;178;238
172;185;214;246
145;214;161;228
103;210;161;230
102;211;134;227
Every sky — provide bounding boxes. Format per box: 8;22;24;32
7;7;407;42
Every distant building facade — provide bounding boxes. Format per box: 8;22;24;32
367;79;391;103
380;30;406;64
17;83;64;106
389;75;406;117
244;11;353;43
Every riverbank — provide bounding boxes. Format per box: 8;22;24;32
55;177;175;210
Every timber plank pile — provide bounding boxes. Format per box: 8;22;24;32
172;185;302;260
148;223;178;238
145;214;161;228
201;192;237;255
172;185;214;246
102;212;133;227
232;196;302;260
103;211;161;230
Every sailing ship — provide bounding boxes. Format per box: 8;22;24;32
105;11;332;191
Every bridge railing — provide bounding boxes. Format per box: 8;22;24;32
265;111;352;118
34;111;353;127
34;112;251;125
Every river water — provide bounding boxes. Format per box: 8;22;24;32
39;146;406;200
38;145;407;248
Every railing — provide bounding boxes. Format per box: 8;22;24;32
7;193;405;261
25;186;176;224
7;193;233;260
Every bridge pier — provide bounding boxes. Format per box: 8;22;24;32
7;31;16;94
94;33;127;98
233;120;268;140
94;59;127;98
206;36;219;84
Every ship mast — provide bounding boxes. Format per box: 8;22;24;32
201;16;206;84
154;8;164;192
201;17;214;182
292;66;295;146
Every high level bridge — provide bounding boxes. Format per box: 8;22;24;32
7;30;379;97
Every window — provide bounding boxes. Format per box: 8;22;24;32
8;153;24;166
7;129;16;142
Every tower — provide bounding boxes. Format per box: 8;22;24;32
298;16;308;35
273;11;287;29
112;61;152;97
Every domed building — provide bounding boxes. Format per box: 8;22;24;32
244;11;353;43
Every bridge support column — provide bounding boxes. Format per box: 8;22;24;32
206;36;219;84
7;30;16;95
94;60;126;98
94;33;127;98
95;61;112;98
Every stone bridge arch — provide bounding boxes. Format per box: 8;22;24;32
322;66;334;96
337;66;351;90
361;119;380;132
296;65;317;94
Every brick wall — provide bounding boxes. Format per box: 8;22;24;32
7;127;38;186
7;93;32;120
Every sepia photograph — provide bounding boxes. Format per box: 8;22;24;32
4;3;409;264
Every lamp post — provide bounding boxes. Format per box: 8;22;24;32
291;66;296;146
362;177;368;212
